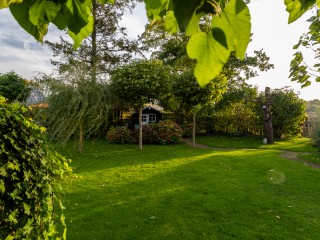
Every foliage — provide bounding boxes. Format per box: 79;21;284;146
132;121;183;145
0;96;71;239
290;7;320;87
110;60;169;108
172;71;225;111
259;88;306;139
310;120;320;147
1;0;316;85
180;122;196;138
41;71;110;152
0;71;31;103
107;126;132;144
132;124;158;144
152;121;183;144
46;0;139;82
134;121;183;144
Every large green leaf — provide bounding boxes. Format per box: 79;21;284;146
285;0;318;23
212;0;251;59
172;0;201;32
68;11;93;49
9;0;48;42
164;11;179;33
187;30;230;86
0;0;22;9
187;0;251;86
29;0;63;26
144;0;169;22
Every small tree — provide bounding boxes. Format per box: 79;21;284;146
256;87;306;140
270;88;306;138
172;71;226;147
110;60;169;150
0;71;30;103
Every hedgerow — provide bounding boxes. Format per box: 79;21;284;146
0;96;71;239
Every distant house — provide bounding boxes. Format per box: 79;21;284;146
26;87;46;106
131;104;163;129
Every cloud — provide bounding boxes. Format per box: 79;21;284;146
0;9;56;78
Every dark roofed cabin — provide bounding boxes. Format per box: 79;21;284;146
130;105;163;129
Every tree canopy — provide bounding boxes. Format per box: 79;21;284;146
0;71;30;103
0;0;315;86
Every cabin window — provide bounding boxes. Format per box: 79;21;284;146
148;114;156;123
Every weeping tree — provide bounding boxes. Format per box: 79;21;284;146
110;60;170;150
41;66;110;153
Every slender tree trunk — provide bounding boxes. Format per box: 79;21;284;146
139;108;143;150
79;123;84;153
192;112;196;148
91;0;97;83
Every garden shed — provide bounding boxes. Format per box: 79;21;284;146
131;104;163;129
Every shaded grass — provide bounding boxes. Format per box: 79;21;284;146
57;141;320;239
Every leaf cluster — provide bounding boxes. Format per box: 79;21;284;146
290;7;320;87
0;96;71;239
110;60;170;108
0;71;31;103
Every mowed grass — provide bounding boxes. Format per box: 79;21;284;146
196;135;317;152
57;139;320;240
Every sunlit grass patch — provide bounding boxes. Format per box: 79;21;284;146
57;140;320;239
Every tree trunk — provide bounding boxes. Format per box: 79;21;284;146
79;123;84;153
91;0;97;83
139;107;143;150
192;111;196;148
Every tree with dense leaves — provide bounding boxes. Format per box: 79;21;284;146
0;71;30;103
110;60;169;150
211;86;259;134
46;0;140;83
171;71;226;147
256;88;306;139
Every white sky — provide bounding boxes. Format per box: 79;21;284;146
0;0;319;100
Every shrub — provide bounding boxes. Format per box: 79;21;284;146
154;121;183;144
107;126;132;144
132;121;183;144
132;124;158;144
0;96;71;239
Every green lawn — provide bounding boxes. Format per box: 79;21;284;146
57;139;320;240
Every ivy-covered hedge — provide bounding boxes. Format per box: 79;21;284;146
0;96;71;239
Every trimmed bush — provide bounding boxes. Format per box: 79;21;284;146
133;121;183;144
0;96;71;239
154;121;183;144
132;124;158;144
107;126;132;144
